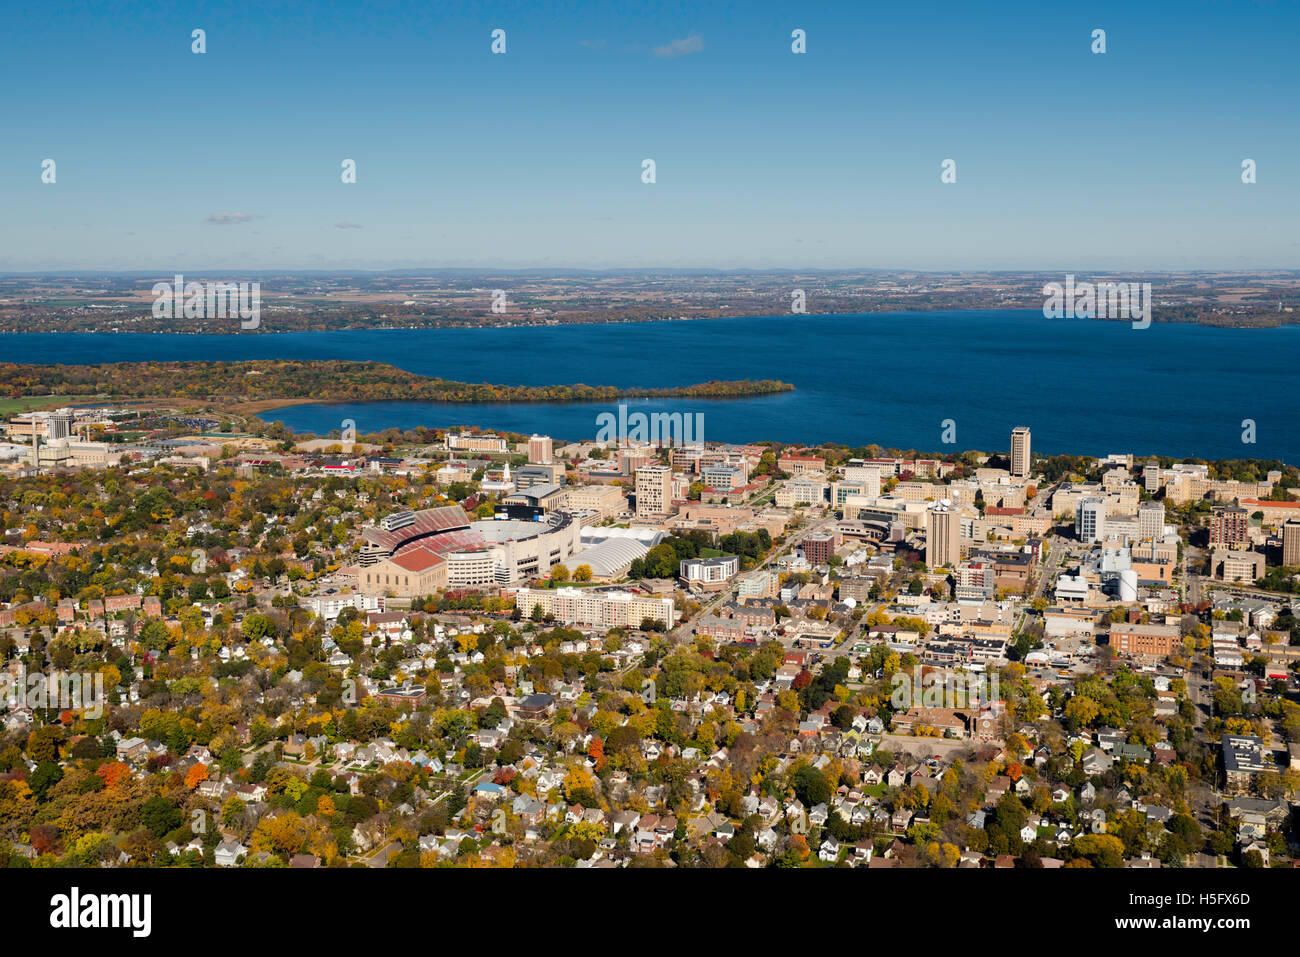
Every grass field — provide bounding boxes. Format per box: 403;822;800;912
0;395;102;416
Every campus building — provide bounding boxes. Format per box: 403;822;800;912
635;464;674;519
513;587;674;628
1010;427;1031;479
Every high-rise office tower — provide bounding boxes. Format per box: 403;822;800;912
926;501;961;568
1283;521;1300;567
635;464;673;519
528;434;553;464
1010;427;1032;479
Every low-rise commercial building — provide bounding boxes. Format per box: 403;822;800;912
1107;622;1181;658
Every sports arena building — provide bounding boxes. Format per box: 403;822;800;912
359;505;582;595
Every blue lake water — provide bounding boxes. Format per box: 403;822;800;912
3;310;1297;462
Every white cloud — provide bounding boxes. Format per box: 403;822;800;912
654;33;703;58
205;212;258;225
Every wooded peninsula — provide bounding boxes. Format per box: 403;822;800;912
0;360;794;412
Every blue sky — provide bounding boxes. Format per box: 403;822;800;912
2;0;1297;270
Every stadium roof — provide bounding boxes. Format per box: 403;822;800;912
579;526;665;548
567;538;650;577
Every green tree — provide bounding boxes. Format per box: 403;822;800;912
140;796;183;838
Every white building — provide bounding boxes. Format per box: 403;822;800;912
680;555;741;587
1076;498;1106;544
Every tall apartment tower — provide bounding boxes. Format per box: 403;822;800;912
1010;427;1032;479
926;501;961;568
49;408;75;441
1283;521;1300;567
1138;501;1165;541
1076;497;1105;544
1209;505;1249;549
635;464;674;520
528;434;553;464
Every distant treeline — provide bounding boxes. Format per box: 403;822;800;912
0;360;795;405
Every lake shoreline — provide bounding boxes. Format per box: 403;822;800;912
7;308;1300;336
4;311;1297;462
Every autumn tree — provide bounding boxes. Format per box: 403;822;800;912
184;762;210;790
95;762;131;789
251;811;308;858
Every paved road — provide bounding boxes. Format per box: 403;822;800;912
670;511;840;642
363;840;401;868
1012;535;1061;637
356;767;486;867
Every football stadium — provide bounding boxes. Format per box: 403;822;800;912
358;505;582;594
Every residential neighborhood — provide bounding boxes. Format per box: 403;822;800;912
2;422;1299;872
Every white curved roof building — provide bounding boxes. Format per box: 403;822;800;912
566;537;650;578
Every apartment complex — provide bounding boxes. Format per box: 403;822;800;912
800;533;839;565
680;555;741;589
1223;734;1269;795
736;569;778;600
513;587;674;628
1209;505;1249;549
953;560;996;601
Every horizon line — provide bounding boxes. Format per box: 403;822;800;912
2;266;1299;277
